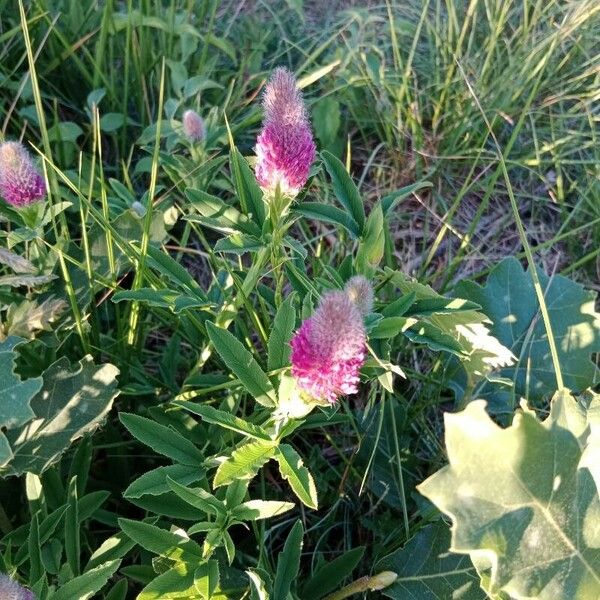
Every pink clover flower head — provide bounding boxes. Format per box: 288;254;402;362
0;142;46;207
0;574;35;600
182;109;205;142
291;290;367;403
255;67;316;197
344;275;374;316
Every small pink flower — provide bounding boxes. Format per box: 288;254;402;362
291;289;368;403
182;109;205;142
0;574;35;600
255;67;316;197
0;142;46;207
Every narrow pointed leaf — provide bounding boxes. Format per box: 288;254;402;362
321;151;365;232
206;322;277;407
275;444;318;509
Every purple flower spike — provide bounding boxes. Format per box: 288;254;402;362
291;290;367;403
0;142;46;208
182;109;205;142
0;574;35;600
255;67;316;197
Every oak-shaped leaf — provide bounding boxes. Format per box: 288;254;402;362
452;258;600;411
2;356;119;476
0;337;42;431
418;390;600;599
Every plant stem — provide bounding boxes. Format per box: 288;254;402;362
324;572;398;600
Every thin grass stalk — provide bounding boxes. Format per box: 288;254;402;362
127;59;167;346
18;0;89;353
457;59;565;391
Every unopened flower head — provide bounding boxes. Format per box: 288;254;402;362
0;142;46;207
182;109;205;142
255;67;316;197
344;275;374;316
290;290;367;403
0;574;35;600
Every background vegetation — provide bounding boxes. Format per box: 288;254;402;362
0;0;598;598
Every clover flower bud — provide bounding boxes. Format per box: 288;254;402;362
344;275;374;316
182;109;205;142
0;142;46;207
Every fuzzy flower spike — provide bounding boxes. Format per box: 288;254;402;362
255;67;316;198
0;142;46;207
182;109;205;142
0;574;35;600
290;277;373;403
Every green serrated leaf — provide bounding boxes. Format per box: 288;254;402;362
214;234;263;255
274;444;318;509
194;560;219;599
232;500;295;522
124;464;205;499
166;477;226;516
386;269;514;396
274;520;304;600
418;390;600;599
213;439;276;488
294;203;360;238
4;297;67;339
186;188;261;237
138;563;198;600
267;293;296;371
144;245;206;299
0;247;36;273
356;202;385;276
247;568;271;600
405;297;482;317
112;288;208;313
118;519;203;562
229;147;266;226
87;533;136;571
321;151;365;232
119;413;204;466
381;181;433;215
105;578;128;600
0;273;56;287
369;316;417;339
172;401;271;441
206;322;276;407
51;560;121;600
313;97;340;148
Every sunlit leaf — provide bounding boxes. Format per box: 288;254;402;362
3;356;119;476
418;390;600;599
452;258;600;411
